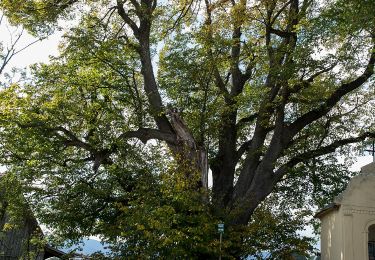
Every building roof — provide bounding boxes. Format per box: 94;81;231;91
44;244;66;258
315;162;375;219
314;203;340;219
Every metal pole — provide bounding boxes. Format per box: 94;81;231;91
219;232;222;260
364;140;375;162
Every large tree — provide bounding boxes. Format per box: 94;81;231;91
0;0;374;257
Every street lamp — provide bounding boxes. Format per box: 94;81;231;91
218;223;224;260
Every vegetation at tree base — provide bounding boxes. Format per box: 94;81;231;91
0;0;374;258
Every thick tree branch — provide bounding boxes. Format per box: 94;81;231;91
52;126;90;148
19;122;112;172
116;0;140;36
214;68;230;101
17;121;177;171
230;0;302;209
117;0;174;134
118;128;177;144
288;47;375;138
162;0;194;36
207;0;252;206
274;132;375;179
204;0;230;102
230;0;250;98
306;63;337;82
129;0;141;11
230;24;244;97
236;113;258;128
285;63;337;98
236;139;252;160
270;0;293;26
269;27;295;38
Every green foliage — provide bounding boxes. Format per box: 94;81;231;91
0;0;78;36
0;173;30;229
0;0;374;258
244;202;314;259
107;160;217;258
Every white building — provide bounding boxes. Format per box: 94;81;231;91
316;162;375;260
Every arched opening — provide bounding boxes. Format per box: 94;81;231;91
369;224;375;260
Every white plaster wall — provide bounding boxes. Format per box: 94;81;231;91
342;208;375;260
319;162;375;260
320;210;343;260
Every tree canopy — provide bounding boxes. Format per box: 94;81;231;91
0;0;374;258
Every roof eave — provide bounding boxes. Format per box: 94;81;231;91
314;203;340;219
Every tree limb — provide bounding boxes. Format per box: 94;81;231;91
274;132;375;179
236;139;252;160
116;0;140;36
236;113;258;128
270;0;293;25
118;128;177;144
288;46;375;139
204;0;230;102
269;27;295;38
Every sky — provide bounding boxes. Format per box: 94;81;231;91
0;25;61;70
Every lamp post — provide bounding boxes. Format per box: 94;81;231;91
218;223;224;260
364;140;375;162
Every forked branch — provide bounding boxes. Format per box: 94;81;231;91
274;131;375;179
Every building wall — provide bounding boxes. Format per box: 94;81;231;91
0;195;44;260
320;210;343;260
340;205;375;260
320;162;375;260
